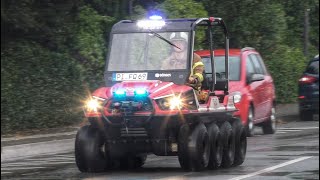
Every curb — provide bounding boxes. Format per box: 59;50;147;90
276;103;299;117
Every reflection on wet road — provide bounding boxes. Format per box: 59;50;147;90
1;120;319;180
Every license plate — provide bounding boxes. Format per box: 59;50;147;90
113;73;148;81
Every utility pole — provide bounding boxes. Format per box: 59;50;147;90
303;8;310;57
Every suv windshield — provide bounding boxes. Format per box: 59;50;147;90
202;56;241;81
107;32;189;71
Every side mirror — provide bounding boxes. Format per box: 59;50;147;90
247;73;264;84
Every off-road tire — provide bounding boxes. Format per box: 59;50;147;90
188;123;210;171
178;124;191;171
207;123;223;170
232;118;247;166
220;121;235;168
75;125;110;172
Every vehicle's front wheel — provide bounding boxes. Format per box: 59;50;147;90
75;125;110;172
178;124;191;171
262;105;276;134
188;123;210;171
246;106;255;137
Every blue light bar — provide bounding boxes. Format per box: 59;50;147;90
137;19;166;30
134;88;148;96
114;89;126;96
149;15;163;20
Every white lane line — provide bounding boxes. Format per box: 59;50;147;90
277;127;319;130
229;156;313;180
277;130;302;132
53;154;75;158
27;157;75;161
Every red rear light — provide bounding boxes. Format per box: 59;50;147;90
299;75;317;84
298;96;305;99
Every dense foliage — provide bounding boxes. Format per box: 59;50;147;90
1;0;319;133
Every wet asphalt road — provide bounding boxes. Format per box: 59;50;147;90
1;117;319;180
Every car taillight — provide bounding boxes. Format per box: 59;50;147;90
299;75;317;84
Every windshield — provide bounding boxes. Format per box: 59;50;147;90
107;32;189;71
202;56;241;81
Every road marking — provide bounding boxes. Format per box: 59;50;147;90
276;132;288;134
275;126;319;134
26;157;74;161
229;156;313;180
277;127;319;130
277;129;302;132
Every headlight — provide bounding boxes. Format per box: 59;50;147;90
232;92;242;103
85;97;105;112
156;95;184;110
169;97;183;110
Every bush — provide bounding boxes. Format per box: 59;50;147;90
263;45;307;103
1;41;84;133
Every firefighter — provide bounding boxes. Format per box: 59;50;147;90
188;53;204;90
161;32;188;70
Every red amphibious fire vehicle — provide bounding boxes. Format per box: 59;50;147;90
75;16;247;172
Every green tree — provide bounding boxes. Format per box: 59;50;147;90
157;0;207;18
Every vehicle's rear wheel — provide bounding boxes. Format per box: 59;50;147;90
262;105;276;134
188;123;210;171
220;121;235;168
232;118;247;166
178;124;191;171
75;125;110;172
299;110;314;121
207;123;223;170
246;106;255;137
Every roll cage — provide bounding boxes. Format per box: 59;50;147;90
104;17;230;95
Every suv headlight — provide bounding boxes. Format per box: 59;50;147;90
231;92;242;104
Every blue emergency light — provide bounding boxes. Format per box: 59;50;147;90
134;88;148;96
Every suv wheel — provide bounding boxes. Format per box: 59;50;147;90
300;110;314;121
246;106;255;137
262;105;276;134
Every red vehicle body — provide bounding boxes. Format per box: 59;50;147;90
196;48;276;136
